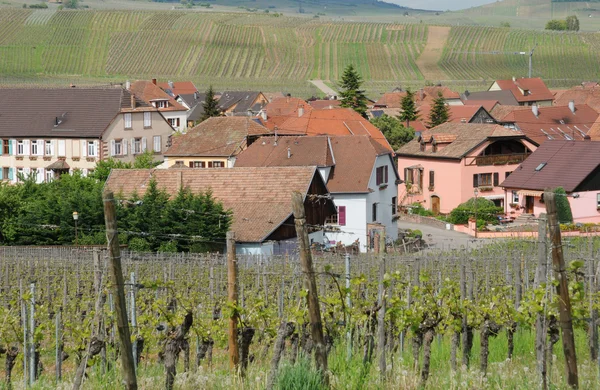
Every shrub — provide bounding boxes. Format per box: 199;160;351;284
448;197;502;226
554;187;573;224
29;3;48;8
127;237;152;252
276;358;325;390
409;202;434;217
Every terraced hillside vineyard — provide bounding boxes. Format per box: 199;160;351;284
1;9;600;94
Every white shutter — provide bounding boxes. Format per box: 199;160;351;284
23;167;30;178
23;140;30;156
58;140;66;157
10;139;16;155
130;139;135;155
93;141;99;157
123;138;128;155
36;168;44;184
82;168;88;177
37;140;44;156
153;136;161;152
81;140;87;157
141;137;147;152
50;140;56;156
110;140;115;156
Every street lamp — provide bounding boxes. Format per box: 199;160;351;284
73;211;79;246
473;189;479;239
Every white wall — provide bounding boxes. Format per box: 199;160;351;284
326;194;367;251
366;154;399;244
161;111;188;133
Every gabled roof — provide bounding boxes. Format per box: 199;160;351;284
235;135;396;194
417;105;494;126
308;99;342;110
554;86;600;112
164;117;271;157
501;140;600;192
501;104;599;144
492;77;554;103
396;123;526;159
275;107;393;151
0;88;130;138
261;97;312;130
104;167;326;243
462;90;520;106
157;81;198;97
374;86;461;108
130;81;187;112
218;91;265;113
490;104;529;121
234;136;334;168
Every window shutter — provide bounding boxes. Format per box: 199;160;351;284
93;141;99;156
338;206;346;226
0;168;3;180
110;140;115;156
8;168;14;182
36;168;44;184
376;167;381;185
82;168;88;177
24;167;30;178
23;140;30;156
154;135;161;152
131;139;135;154
429;170;435;188
81;140;87;157
58;140;66;157
142;137;147;152
189;162;194;168
37;140;43;156
493;172;499;187
50;140;55;156
0;140;3;156
208;161;213;168
123;138;128;155
473;174;478;188
384;165;388;183
176;118;180;127
9;139;15;155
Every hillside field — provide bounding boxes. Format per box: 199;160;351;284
1;9;600;97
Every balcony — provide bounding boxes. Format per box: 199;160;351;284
468;153;530;166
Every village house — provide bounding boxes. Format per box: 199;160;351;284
218;91;268;116
130;80;188;132
496;103;599;144
0;88;175;183
104;166;336;255
415;104;497;128
157;80;198;98
461;90;520;106
501;140;600;222
258;96;313;131
162;117;272;168
396;123;538;214
234;135;400;252
374;86;464;109
488;77;554;107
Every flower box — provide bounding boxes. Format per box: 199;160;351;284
72;157;80;162
29;156;37;161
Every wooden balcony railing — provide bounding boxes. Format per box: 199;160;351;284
467;153;530;166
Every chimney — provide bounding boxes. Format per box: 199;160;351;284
419;88;424;101
287;147;291;159
131;94;136;109
125;80;131;90
568;100;575;114
298;105;304;117
261;110;267;121
532;104;539;117
168;80;174;89
151;78;157;85
274;127;278;146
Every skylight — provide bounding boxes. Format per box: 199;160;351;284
535;163;547;172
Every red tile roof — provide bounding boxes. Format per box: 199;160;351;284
164;117;271;157
554;86;600;113
501;140;600;192
308;100;342;110
105;167;327;242
501;104;599;144
261;97;313;130
374;86;461;108
275;107;393;151
157;81;198;97
417;104;490;126
493;78;554;103
130;81;187;112
234;136;334;168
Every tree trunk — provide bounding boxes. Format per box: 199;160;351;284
163;312;193;390
450;331;460;371
238;327;255;377
507;322;516;360
420;328;435;386
4;346;18;389
195;338;213;367
412;329;423;371
266;322;295;390
480;321;490;374
182;339;190;373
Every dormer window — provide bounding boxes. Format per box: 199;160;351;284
152;100;169;109
420;143;425;152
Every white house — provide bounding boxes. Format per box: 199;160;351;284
234;135;400;252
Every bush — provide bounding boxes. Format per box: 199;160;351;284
29;3;48;8
448;197;502;226
409;202;434;217
555;187;573;224
127;237;152;252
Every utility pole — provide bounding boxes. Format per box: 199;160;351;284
529;43;538;79
227;231;240;373
291;191;328;383
545;191;578;389
103;191;138;390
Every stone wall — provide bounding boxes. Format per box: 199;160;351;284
397;214;453;230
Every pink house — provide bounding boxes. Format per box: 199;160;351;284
396;123;538;214
501;140;600;223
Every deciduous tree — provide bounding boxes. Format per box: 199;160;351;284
370;114;415;151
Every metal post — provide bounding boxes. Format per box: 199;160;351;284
474;190;478;239
345;253;352;361
29;282;35;385
20;280;27;389
55;310;62;382
130;272;137;371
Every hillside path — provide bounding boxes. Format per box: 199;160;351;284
310;80;338;97
415;26;451;82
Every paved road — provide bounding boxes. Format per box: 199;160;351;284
398;221;484;252
309;80;338;97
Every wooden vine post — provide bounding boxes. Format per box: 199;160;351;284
545;191;578;389
291;191;328;383
226;231;240;373
103;191;138;390
377;227;387;381
535;213;548;390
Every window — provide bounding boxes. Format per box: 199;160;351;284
2;140;8;155
124;113;132;129
429;170;435;190
45;140;53;156
16;168;23;182
45;170;54;183
392;197;397;215
212;161;225;168
114;140;122;156
31;140;38;156
168;118;181;128
493;172;499;187
58;140;66;157
154;100;168;109
17;140;24;155
144;112;152;127
597;193;600;208
512;191;519;204
189;161;206;168
87;141;97;157
153;136;161;153
473;173;492;187
372;203;378;222
2;167;8;180
133;138;142;154
404;168;413;184
376;165;388;186
505;171;512;179
325;206;346;226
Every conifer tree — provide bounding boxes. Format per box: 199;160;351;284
398;89;419;128
428;91;450;128
339;64;368;118
201;85;220;122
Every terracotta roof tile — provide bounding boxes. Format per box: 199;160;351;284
105;167;322;242
397;123;527;159
554;87;600;112
157;81;198;97
374;86;461;108
493;78;554;103
234;136;333;168
164;117;271;157
308;100;342;110
462;90;520;106
130;81;187;112
501;140;600;192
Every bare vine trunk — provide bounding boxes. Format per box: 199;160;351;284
507;322;517;360
164;312;193;390
480;320;500;374
4;346;18;389
266;322;295;390
412;330;423;371
450;331;460;371
419;328;435;386
238;327;255;377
